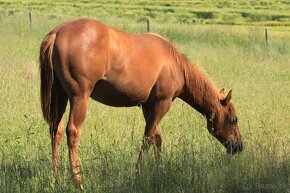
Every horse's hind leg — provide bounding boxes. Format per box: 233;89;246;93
136;99;171;173
66;95;89;190
50;81;68;181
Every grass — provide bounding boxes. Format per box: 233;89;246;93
0;3;290;193
0;0;290;26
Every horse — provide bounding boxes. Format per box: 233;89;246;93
40;19;243;190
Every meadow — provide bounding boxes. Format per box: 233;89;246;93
0;1;289;193
1;0;290;26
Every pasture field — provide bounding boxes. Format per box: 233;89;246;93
0;0;290;26
0;2;290;193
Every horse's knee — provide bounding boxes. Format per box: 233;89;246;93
155;133;162;147
144;132;162;147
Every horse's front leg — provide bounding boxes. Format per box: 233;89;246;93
135;99;171;173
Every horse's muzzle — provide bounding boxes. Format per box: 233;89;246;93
226;141;244;155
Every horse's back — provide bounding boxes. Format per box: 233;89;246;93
51;19;184;106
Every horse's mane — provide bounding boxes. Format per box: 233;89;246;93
167;41;221;116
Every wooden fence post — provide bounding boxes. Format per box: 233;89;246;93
265;28;268;45
146;19;150;32
29;10;32;26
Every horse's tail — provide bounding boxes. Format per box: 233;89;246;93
39;32;57;125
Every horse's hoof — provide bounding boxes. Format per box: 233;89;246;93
135;163;141;174
73;179;84;190
79;183;84;191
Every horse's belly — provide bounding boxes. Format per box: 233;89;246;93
90;79;148;107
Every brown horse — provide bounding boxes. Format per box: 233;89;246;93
40;19;243;189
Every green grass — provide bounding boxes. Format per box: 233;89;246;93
0;0;290;26
0;6;290;193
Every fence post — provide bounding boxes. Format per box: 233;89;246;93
265;28;268;45
29;10;32;26
146;19;150;32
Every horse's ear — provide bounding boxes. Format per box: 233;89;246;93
219;88;225;98
221;90;232;105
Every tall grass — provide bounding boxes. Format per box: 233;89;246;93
0;13;289;193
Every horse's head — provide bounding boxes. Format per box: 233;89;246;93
207;89;243;155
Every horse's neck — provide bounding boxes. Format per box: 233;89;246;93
179;63;220;118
